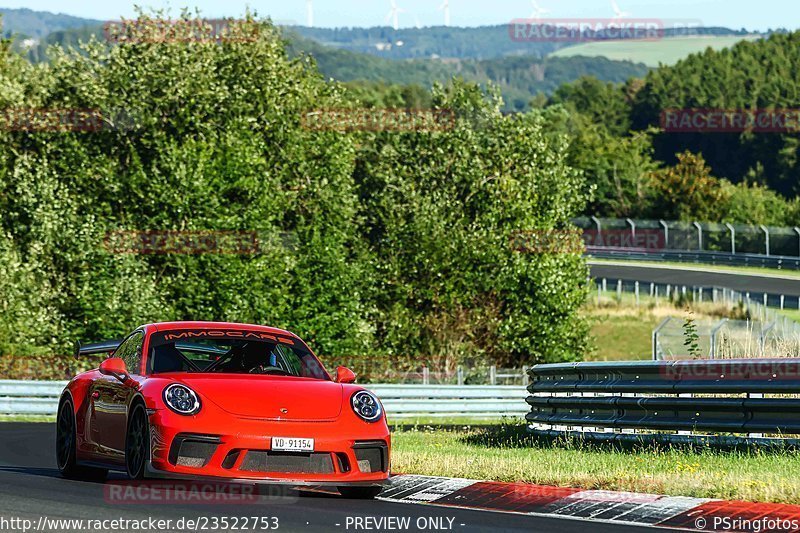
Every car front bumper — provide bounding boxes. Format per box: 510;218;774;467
147;409;391;486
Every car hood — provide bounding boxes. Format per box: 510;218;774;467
174;375;343;420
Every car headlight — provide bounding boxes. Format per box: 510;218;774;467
351;390;383;422
163;384;201;415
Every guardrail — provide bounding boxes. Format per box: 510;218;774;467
0;380;528;419
526;360;800;444
588;248;800;271
575;216;800;262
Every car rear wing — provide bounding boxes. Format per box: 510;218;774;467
74;339;122;358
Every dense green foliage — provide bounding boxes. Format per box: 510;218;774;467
290;33;649;111
0;14;590;371
631;33;800;197
15;20;651;113
549;31;800;224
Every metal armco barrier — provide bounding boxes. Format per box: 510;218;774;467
527;360;800;443
0;380;528;419
588;248;800;271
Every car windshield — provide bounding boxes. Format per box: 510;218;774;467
148;330;329;380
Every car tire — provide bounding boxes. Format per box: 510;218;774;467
125;403;149;480
56;398;107;481
338;486;383;499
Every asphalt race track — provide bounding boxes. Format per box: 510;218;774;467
589;261;800;297
0;423;676;533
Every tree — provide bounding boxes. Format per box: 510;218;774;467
353;81;591;368
648;151;730;221
0;12;373;358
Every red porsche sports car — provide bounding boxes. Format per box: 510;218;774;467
57;321;390;498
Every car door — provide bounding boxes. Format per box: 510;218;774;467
90;331;144;463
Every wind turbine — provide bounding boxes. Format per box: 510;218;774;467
611;0;631;18
530;0;549;19
439;0;451;27
385;0;405;30
306;0;314;27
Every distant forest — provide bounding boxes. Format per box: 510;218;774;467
3;8;800;215
6;11;650;111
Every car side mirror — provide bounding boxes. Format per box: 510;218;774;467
99;357;128;382
335;366;356;384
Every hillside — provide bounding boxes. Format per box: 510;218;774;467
286;33;649;110
0;7;101;40
288;24;565;60
289;24;754;61
9;14;651;111
629;32;800;195
550;35;764;67
1;7;762;64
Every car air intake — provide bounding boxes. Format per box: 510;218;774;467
352;441;388;473
169;434;220;468
240;451;335;474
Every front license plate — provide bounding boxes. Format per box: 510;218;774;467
271;437;314;452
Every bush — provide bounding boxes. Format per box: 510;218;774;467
0;13;590;372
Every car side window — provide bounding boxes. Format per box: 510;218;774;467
115;331;144;375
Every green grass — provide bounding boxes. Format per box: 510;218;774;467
388;416;517;427
780;309;800;322
550;35;761;67
582;290;743;361
0;414;55;422
586;311;658;361
393;424;800;503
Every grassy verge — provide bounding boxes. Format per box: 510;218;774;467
392;424;800;504
0;415;55;422
388;416;517;427
582;291;746;361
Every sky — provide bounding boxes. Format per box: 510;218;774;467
3;0;798;32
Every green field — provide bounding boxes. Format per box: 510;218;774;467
583;289;752;361
551;35;762;67
393;424;800;503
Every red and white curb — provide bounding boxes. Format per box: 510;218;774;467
380;475;800;532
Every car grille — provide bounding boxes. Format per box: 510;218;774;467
352;440;389;473
169;434;220;468
239;451;335;474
